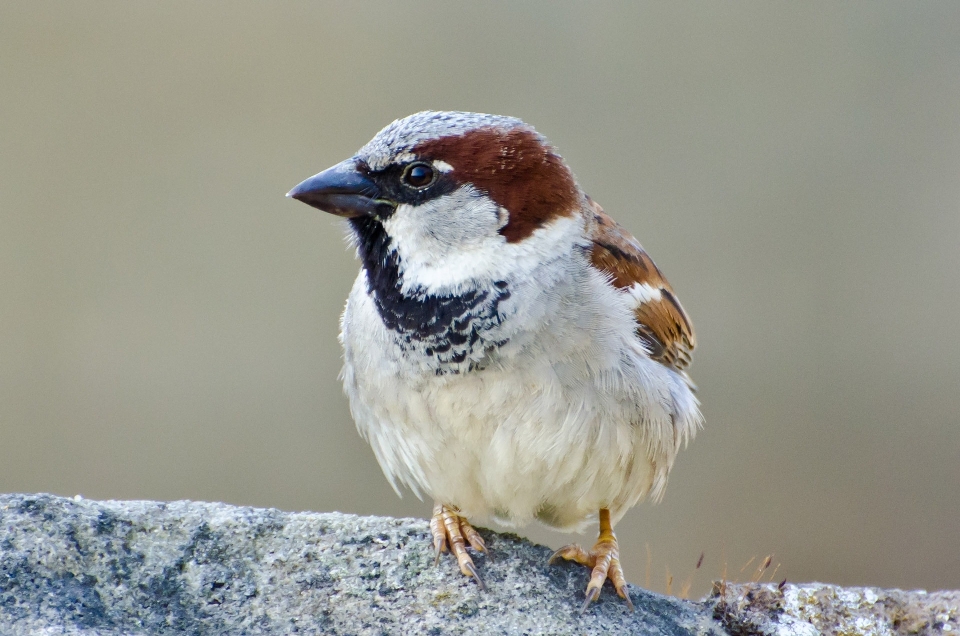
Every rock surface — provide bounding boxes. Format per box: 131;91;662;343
710;581;960;636
0;494;956;635
0;494;722;635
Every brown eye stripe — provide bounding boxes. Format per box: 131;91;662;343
411;127;580;243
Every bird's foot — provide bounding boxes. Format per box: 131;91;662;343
548;509;634;612
430;503;487;589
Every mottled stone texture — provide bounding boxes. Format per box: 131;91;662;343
710;582;959;636
0;494;722;635
2;494;956;636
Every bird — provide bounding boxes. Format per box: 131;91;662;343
287;111;701;611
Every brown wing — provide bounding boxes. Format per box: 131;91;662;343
586;198;696;371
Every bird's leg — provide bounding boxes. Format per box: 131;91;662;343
548;508;634;612
430;503;487;589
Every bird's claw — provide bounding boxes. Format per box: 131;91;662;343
550;510;634;612
580;585;601;613
430;503;487;588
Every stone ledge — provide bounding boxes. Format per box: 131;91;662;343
0;494;721;635
710;580;959;636
0;494;955;635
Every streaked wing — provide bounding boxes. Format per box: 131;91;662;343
586;198;696;372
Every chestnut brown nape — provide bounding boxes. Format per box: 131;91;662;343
412;126;580;243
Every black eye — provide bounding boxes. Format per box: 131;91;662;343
402;162;436;189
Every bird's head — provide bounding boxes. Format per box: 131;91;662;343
288;111;584;290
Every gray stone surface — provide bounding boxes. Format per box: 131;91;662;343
3;494;956;635
0;494;724;635
710;581;960;636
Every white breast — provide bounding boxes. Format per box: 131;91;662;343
338;218;700;532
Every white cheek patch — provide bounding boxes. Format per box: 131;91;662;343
384;184;499;253
382;184;584;295
381;185;502;292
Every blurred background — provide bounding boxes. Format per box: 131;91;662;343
2;2;958;599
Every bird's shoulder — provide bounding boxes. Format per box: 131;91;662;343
583;197;696;372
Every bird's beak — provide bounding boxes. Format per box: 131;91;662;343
286;159;397;219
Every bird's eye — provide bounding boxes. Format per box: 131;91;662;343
402;163;436;189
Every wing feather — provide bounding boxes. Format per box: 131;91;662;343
585;198;696;372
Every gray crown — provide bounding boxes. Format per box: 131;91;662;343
358;111;528;169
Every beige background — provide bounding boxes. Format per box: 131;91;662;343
2;2;958;598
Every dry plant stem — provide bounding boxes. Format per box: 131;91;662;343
753;555;772;583
548;508;635;613
768;563;781;583
430;503;486;589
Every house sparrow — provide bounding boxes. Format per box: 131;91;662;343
288;111;701;611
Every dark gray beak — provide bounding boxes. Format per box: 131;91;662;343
286;159;396;219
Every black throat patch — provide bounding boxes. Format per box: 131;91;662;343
349;216;511;374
